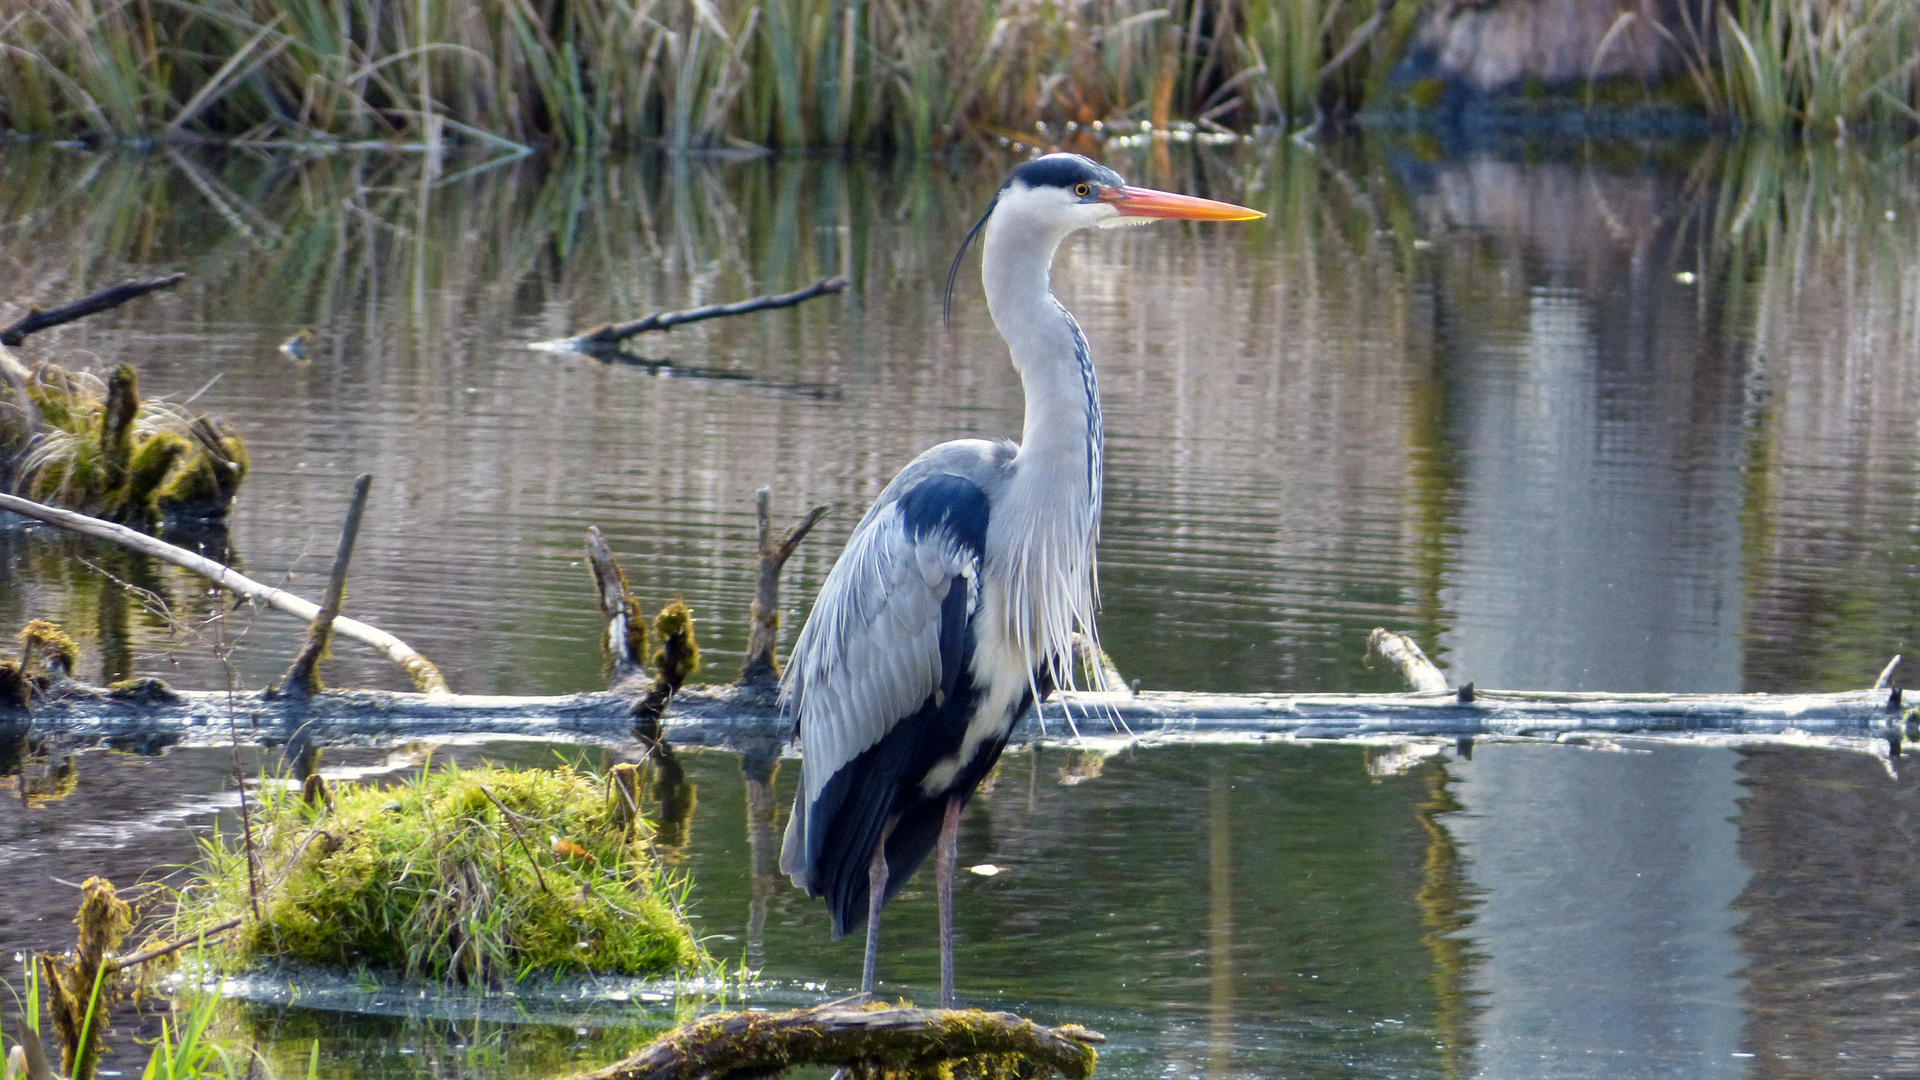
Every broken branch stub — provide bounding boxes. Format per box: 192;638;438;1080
281;473;373;698
569;1004;1104;1080
740;489;831;689
1367;628;1450;693
0;492;448;696
587;526;648;689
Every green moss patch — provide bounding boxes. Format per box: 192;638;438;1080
169;762;708;987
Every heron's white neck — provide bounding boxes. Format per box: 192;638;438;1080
980;214;1102;470
978;200;1105;686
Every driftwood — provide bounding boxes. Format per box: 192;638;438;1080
568;1005;1103;1080
0;274;186;347
0;492;448;696
548;276;849;352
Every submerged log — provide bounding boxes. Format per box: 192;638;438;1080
569;1004;1103;1080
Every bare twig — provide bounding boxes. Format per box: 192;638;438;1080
281;474;373;698
0;492;449;695
0;274;187;347
739;489;831;688
565;276;849;349
110;916;245;970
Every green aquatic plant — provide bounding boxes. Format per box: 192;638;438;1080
168;762;708;987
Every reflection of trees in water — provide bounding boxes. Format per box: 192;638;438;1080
1732;745;1920;1075
1710;146;1920;692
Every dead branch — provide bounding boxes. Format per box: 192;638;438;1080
281;474;372;698
563;276;848;350
740;489;831;689
1367;628;1449;693
587;526;648;689
567;1004;1104;1080
0;274;187;347
0;492;448;696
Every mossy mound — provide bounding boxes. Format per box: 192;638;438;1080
170;763;707;987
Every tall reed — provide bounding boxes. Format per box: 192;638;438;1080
0;0;1381;148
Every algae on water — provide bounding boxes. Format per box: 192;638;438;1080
169;763;708;986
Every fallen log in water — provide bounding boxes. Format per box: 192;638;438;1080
3;680;1905;753
0;485;1906;756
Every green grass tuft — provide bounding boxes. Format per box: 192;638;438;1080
168;762;709;987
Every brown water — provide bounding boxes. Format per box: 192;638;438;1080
4;136;1920;1077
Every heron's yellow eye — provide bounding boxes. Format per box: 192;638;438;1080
1074;183;1091;197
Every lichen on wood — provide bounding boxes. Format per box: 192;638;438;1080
569;1003;1104;1080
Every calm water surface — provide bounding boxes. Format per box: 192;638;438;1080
3;136;1920;1077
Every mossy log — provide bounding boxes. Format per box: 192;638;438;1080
568;1005;1104;1080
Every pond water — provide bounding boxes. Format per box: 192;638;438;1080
3;135;1920;1078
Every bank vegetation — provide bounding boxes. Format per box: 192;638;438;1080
2;0;1916;151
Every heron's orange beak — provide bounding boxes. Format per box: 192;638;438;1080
1101;185;1263;221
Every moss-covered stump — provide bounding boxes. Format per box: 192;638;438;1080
570;1004;1104;1080
169;763;707;986
6;360;248;532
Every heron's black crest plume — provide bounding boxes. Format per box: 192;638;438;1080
944;199;996;330
944;155;1127;329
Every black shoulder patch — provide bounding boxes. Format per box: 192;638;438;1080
1009;153;1125;194
895;473;989;557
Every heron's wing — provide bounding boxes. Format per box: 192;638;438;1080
777;471;989;899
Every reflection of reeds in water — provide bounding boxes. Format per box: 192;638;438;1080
1411;760;1477;1078
1707;143;1920;689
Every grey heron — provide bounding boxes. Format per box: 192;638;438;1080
779;153;1261;1006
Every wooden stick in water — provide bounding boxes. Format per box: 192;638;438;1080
281;474;373;698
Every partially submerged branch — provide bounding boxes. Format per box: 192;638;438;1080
0;274;186;347
0;492;448;695
547;277;849;353
570;1004;1104;1080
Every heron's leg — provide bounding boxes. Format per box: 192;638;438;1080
861;837;888;1000
936;795;962;1008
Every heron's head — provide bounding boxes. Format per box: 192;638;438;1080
945;153;1262;324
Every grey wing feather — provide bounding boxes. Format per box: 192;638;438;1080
781;498;961;811
777;439;1010;887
